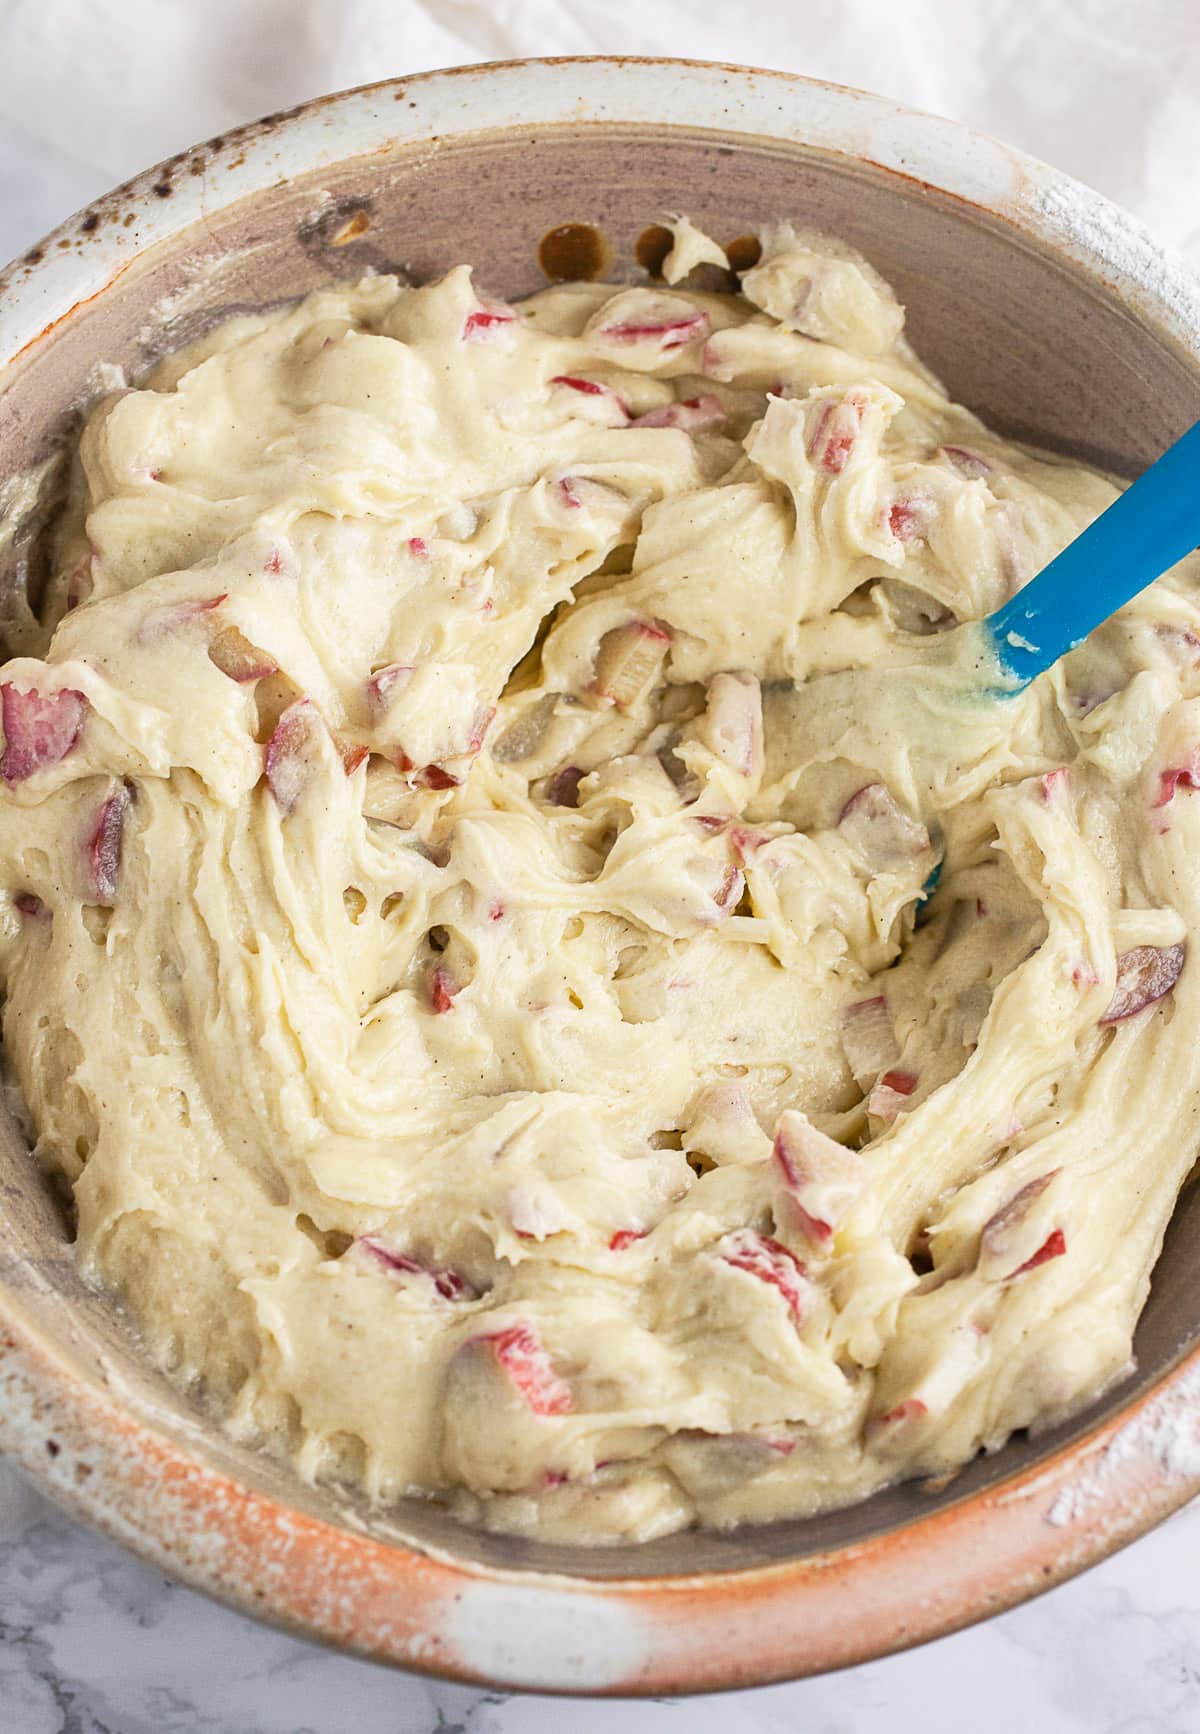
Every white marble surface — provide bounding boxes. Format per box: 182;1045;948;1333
3;2;1200;1728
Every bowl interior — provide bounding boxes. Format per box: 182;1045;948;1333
3;117;1200;1582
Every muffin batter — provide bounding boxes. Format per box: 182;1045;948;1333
2;222;1198;1543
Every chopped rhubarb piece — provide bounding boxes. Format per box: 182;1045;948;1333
430;966;459;1014
867;1071;919;1125
208;626;279;683
591;620;671;708
408;536;429;558
488;901;505;922
940;444;991;478
729;825;771;860
366;664;414;713
551;375;630;417
807;395;864;474
1100;943;1186;1023
1010;1227;1067;1278
608;1228;647;1252
340;741;369;776
867;1398;928;1436
841;996;900;1089
1039;767;1071;803
632;395;727;432
773;1111;865;1250
14;892;48;922
479;1322;574;1416
264;699;325;814
542;1469;569;1489
357;1237;475;1301
878;1069;916;1096
549;765;585;808
137;592;227;641
84;781;132;902
887;496;933;541
1154;764;1200;807
463;306;516;340
691;813;728;834
552;373;606;396
263;547;287;575
713;866;744;916
718;1229;809;1323
421;764;461;791
0;686;87;785
979;1170;1060;1277
699;671;763;779
664;1428;797;1493
597;309;709;350
467;708;495;753
1071;960;1099;988
838;782;930;869
558;476;583;509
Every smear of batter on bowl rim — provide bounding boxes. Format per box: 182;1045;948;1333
1;217;1197;1543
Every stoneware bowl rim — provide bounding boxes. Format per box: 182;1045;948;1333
2;55;1200;1696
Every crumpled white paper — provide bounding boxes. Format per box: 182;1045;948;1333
1;0;1198;268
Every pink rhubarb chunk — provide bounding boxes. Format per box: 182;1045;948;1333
841;996;899;1089
838;782;930;869
84;781;132;901
701;671;763;779
807;395;865;475
887;495;935;542
462;306;517;340
1010;1227;1067;1277
1100;943;1185;1023
366;664;414;714
264;699;326;814
551;375;631;417
867;1069;918;1126
978;1171;1064;1280
479;1323;574;1416
608;1228;648;1252
137;593;227;642
592;621;671;708
1154;761;1200;807
718;1229;809;1323
940;444;991;478
430;966;459;1014
357;1237;475;1302
208;626;279;683
1;685;87;785
867;1398;929;1437
597;308;709;351
773;1111;865;1251
632;395;726;432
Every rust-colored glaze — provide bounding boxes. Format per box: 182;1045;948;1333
635;223;674;277
2;58;1200;1694
725;233;763;273
538;221;609;282
1;1291;1197;1693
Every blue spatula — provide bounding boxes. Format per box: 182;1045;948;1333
982;419;1200;688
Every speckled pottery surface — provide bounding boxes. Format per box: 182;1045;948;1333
1;56;1200;1696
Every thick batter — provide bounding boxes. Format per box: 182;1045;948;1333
2;221;1198;1543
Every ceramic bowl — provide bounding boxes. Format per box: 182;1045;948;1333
2;57;1200;1696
